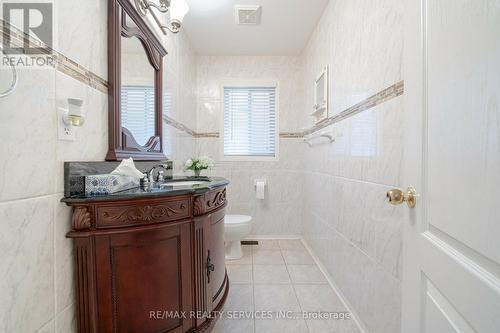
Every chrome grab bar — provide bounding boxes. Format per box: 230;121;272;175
303;133;334;147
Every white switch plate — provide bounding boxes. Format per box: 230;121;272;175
57;107;76;141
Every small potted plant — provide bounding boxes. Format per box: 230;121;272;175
184;156;214;177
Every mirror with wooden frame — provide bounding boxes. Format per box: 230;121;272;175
106;0;167;161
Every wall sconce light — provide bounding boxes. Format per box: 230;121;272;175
62;98;85;127
134;0;190;34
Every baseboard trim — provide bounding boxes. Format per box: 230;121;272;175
244;234;302;240
299;236;370;333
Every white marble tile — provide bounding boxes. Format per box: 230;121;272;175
226;246;252;265
0;69;57;202
54;71;108;193
360;266;401;333
280;141;306;171
195;57;304;124
306;317;361;333
255;318;309;333
253;265;291;284
287;265;327;284
0;196;55;333
161;21;198;163
194;4;403;333
55;0;108;78
55;303;76;333
212;318;254;333
332;179;403;279
226;265;253;284
303;0;403;115
36;319;55;333
170;133;197;174
0;3;406;333
305;223;401;333
224;170;260;203
252;249;285;265
254;284;301;312
251;240;280;250
266;171;305;204
301;7;405;323
251;203;303;236
281;250;315;265
194;56;306;238
196;98;220;132
0;6;204;333
368;98;405;186
294;284;347;312
278;239;306;251
54;198;74;312
224;284;254;311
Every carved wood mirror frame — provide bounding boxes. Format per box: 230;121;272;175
106;0;167;161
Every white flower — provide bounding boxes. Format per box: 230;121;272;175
198;156;214;169
186;156;214;171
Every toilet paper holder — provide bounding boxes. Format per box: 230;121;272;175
254;179;267;187
254;179;267;199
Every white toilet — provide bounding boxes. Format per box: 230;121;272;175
224;215;252;260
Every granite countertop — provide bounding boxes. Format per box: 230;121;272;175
61;176;229;204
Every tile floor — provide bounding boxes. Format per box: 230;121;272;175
212;239;361;333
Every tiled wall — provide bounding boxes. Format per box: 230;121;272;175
0;0;197;331
300;1;404;333
162;25;198;173
195;56;306;235
1;0;404;332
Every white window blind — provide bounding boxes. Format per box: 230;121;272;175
223;86;277;158
121;85;155;144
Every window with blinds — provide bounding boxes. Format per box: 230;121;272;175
121;85;155;145
223;85;278;159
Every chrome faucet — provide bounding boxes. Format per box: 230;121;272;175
147;163;171;183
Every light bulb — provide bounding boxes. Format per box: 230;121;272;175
169;0;189;24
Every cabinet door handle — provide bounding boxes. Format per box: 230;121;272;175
206;250;215;283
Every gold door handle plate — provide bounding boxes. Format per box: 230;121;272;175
387;187;417;208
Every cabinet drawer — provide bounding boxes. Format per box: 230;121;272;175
193;188;227;216
96;198;190;228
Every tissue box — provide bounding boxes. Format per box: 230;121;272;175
85;174;139;196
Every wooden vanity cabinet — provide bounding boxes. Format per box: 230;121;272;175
193;207;228;326
66;187;228;333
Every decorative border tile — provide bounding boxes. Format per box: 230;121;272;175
279;132;304;138
0;19;108;93
195;132;220;138
1;19;404;140
302;80;404;136
191;132;306;139
194;81;404;139
163;115;197;136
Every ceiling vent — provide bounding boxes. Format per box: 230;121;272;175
235;5;262;25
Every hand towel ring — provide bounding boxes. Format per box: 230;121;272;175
0;46;18;98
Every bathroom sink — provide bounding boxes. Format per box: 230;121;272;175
160;180;210;188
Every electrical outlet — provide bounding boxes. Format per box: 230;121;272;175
58;107;76;141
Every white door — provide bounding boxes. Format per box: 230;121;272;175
401;0;500;332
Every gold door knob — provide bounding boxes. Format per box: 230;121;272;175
387;187;417;208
